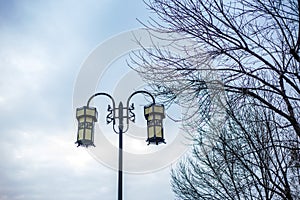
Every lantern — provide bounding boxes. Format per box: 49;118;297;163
75;106;98;147
144;104;166;145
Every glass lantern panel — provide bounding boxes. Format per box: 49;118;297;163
78;129;84;140
148;127;154;138
148;115;154;121
76;109;85;117
79;117;85;123
154;106;164;113
85;129;92;140
86;109;96;116
155;127;162;137
85;117;93;123
144;107;152;115
154;114;162;120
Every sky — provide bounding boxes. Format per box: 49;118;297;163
0;0;182;200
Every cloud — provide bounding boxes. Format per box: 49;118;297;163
0;127;117;200
0;0;107;129
0;1;117;199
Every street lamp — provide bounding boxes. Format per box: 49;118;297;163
144;103;165;145
75;106;98;147
75;91;166;200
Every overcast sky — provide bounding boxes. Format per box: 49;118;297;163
0;1;180;199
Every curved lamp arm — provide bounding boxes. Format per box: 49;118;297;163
126;90;155;107
124;90;156;132
87;92;120;133
87;92;116;108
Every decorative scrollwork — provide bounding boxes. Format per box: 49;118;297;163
128;103;135;123
106;105;114;124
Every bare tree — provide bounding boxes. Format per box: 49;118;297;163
171;104;300;200
130;0;300;199
132;0;300;137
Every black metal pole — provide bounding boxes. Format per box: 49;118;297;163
118;126;123;200
118;102;124;200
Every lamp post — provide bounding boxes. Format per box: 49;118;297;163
75;91;166;200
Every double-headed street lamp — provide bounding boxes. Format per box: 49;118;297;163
75;91;166;200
